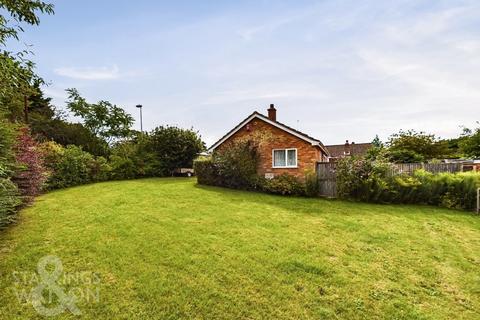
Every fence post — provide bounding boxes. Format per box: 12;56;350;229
477;188;480;215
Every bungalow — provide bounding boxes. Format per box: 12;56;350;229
325;140;372;162
208;104;330;179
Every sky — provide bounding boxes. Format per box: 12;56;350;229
12;0;480;146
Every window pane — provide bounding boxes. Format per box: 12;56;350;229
273;150;286;167
287;149;296;166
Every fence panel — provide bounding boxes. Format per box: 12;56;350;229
316;162;337;197
388;163;462;176
316;162;463;198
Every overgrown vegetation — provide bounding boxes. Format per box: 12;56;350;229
336;156;480;210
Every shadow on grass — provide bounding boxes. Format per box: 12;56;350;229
193;182;476;219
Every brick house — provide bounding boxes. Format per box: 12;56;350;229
208;104;330;179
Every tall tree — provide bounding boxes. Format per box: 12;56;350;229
386;129;448;163
144;126;205;176
0;0;54;120
65;88;134;143
459;123;480;158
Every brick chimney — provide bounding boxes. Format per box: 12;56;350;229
267;104;276;121
344;140;351;156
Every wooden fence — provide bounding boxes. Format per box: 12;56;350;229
386;163;462;176
316;162;464;198
316;162;337;197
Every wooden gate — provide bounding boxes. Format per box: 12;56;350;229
316;162;337;197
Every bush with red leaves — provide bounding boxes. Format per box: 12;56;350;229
12;128;47;203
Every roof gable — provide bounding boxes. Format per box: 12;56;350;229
208;112;329;155
326;142;372;157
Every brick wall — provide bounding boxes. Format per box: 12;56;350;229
218;118;325;179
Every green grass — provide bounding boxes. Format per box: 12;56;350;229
0;178;479;319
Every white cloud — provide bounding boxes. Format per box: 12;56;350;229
54;65;120;80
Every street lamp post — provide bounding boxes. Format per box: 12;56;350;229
136;104;143;133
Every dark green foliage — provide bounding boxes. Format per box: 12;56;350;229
336;156;480;210
109;139;158;180
0;117;16;175
387;129;448;162
143;126;205;176
213;140;259;190
194;140;262;190
0;178;21;228
31;118;109;156
459;124;480;158
263;174;305;196
387;149;424;163
193;159;219;186
304;171;320;197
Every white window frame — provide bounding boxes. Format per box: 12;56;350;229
272;148;298;168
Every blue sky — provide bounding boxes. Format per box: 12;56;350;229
15;0;480;145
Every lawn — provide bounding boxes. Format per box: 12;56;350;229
0;178;479;319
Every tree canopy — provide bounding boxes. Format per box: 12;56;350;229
65;88;134;143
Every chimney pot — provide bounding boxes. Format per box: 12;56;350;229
344;140;351;156
267;104;277;121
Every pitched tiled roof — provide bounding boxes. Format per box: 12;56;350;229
208;111;329;156
326;142;372;158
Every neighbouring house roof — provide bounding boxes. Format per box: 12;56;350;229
208;111;330;156
326;142;372;158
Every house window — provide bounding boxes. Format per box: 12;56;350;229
272;149;297;168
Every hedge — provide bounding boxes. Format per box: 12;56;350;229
336;156;480;211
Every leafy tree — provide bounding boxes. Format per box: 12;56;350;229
0;116;16;176
144;126;205;176
0;0;53;119
387;149;424;163
65;88;134;143
459;123;480;158
372;134;383;148
0;0;54;45
386;129;448;162
31;119;110;156
366;135;385;160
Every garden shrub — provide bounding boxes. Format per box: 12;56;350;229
0;178;21;228
0;119;22;227
88;156;111;182
41;142;110;190
263;174;305;196
193;158;219;186
109;140;158;180
142;126;205;176
195;140;261;190
333;156;389;202
214;141;260;190
304;170;320;197
12;128;47;202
